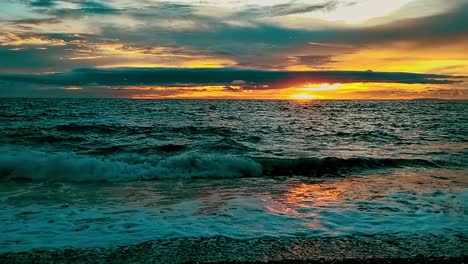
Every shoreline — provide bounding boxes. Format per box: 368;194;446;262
1;256;467;264
1;236;466;264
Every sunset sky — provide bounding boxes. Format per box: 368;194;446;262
0;0;467;99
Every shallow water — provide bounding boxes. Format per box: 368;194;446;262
0;99;467;253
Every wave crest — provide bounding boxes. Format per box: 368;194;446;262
0;148;444;183
0;149;262;182
258;157;440;176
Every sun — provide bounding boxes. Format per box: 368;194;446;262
288;83;343;100
290;93;317;100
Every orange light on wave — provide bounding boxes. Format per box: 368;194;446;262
264;183;343;230
285;183;342;208
265;184;343;215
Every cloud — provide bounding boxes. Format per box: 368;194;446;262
288;55;337;68
53;2;120;16
27;0;56;7
310;2;468;45
85;1;467;71
0;68;460;89
236;1;339;18
1;0;467;75
19;0;120;18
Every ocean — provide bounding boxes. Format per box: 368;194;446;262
0;98;467;262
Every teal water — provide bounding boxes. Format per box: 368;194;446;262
0;99;466;253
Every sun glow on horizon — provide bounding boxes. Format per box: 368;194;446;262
289;83;343;100
290;93;318;100
300;83;343;91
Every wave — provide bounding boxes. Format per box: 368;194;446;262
0;148;445;183
203;138;253;152
154;143;186;153
257;157;441;176
54;123;237;136
0;149;261;182
332;131;402;142
55;123;121;134
10;133;85;144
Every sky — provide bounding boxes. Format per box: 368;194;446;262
0;0;467;99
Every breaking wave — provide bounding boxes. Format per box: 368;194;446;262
0;148;447;183
0;149;261;182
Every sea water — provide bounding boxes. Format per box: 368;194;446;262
0;99;466;254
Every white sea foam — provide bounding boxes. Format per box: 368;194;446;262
0;189;466;253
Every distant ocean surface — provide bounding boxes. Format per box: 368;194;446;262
0;99;467;257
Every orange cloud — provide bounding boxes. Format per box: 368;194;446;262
0;33;66;46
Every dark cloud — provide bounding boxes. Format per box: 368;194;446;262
0;80;213;98
290;55;337;67
237;1;339;18
27;0;56;7
99;22;312;68
20;0;120;17
6;17;62;26
0;68;460;89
